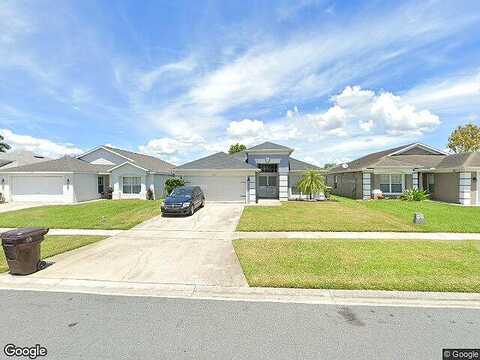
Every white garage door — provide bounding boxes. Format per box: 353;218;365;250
12;176;64;202
185;176;246;202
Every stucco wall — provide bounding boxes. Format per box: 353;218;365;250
430;172;459;204
111;164;147;200
327;172;362;199
74;173;100;202
79;148;125;166
153;174;170;199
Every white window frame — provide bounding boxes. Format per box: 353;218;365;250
379;174;404;194
122;176;141;194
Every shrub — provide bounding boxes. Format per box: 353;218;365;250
165;177;186;196
400;188;429;201
146;188;154;200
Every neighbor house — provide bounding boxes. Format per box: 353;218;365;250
0;150;50;169
175;141;322;203
326;143;480;206
0;146;174;203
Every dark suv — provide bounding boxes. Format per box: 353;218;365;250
161;186;205;216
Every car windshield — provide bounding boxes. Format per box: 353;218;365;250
171;188;192;196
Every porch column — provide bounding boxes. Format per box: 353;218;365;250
248;175;256;203
459;172;471;206
412;172;419;190
362;172;371;200
279;173;288;201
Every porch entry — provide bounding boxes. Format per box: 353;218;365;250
257;163;279;199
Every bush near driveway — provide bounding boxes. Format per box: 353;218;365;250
237;196;480;233
0;235;107;273
234;238;480;292
0;200;162;230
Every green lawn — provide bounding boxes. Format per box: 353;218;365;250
234;238;480;292
0;235;107;273
0;200;162;230
237;197;480;232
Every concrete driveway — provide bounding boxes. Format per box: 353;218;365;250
29;203;248;287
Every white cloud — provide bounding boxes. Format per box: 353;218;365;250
137;58;197;92
0;129;83;158
227;119;265;137
138;134;207;163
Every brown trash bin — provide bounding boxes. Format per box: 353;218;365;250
1;228;49;275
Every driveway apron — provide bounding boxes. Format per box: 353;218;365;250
28;203;248;287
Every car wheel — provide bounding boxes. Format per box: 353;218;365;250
200;199;205;208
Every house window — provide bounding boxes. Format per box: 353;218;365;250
427;174;435;193
123;176;141;194
258;164;278;173
98;176;104;194
379;174;403;194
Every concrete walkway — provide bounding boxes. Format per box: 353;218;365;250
0;277;479;309
234;231;480;240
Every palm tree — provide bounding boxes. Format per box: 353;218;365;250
297;169;326;200
0;135;10;153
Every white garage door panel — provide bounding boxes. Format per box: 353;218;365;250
12;176;64;202
185;176;245;202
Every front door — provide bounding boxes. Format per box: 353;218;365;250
258;174;278;199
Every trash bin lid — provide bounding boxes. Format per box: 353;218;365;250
1;228;49;244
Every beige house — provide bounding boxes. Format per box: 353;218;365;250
326;143;480;206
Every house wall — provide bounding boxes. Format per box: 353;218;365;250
74;173;100;202
471;171;478;205
429;172;459;204
153;174;171;199
79;148;125;166
326;172;362;199
111;164;147;200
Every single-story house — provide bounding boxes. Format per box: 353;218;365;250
0;150;50;169
0;145;174;203
175;142;322;203
326;143;480;206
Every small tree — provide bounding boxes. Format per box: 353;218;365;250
297;169;327;200
448;124;480;153
0;134;10;153
164;177;186;196
228;143;246;154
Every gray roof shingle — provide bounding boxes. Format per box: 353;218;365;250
289;157;323;171
103;146;175;173
247;141;293;152
176;152;258;171
0;156;112;173
436;152;480;169
0;150;50;169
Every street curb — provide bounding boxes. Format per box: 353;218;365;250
0;276;479;309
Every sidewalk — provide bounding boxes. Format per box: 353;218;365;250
0;276;479;309
234;231;480;240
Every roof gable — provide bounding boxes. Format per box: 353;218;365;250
176;152;258;171
389;143;446;156
289;158;322;171
247;142;293;152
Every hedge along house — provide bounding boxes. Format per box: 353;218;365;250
0;145;174;203
326;143;480;206
175;142;322;203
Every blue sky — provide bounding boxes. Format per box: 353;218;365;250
1;0;479;165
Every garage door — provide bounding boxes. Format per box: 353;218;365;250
184;176;246;202
12;176;64;202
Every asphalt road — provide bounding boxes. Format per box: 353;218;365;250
0;290;478;360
